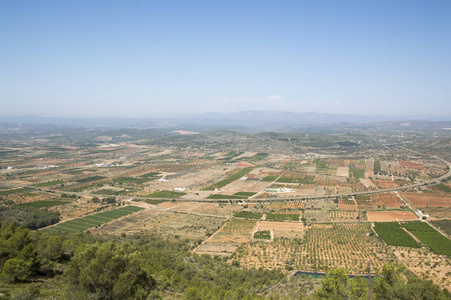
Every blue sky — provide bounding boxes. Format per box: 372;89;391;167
1;0;450;118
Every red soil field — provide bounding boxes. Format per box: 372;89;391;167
403;194;451;208
377;180;399;188
398;161;427;171
367;211;417;222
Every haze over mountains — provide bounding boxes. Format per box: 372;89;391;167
1;111;451;133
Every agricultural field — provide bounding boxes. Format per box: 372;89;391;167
202;167;254;191
420;207;451;219
265;213;300;221
2;125;451;293
195;218;257;256
430;220;451;237
402;221;451;256
402;193;451;208
41;206;144;234
146;190;187;198
33;179;64;187
234;211;263;219
17;200;71;208
373;222;421;248
90;207;225;240
329;210;364;221
235;223;390;274
254;230;271;240
257;221;305;239
170;202;242;217
367;210;417;222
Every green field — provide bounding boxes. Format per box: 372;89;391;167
265;213;300;221
0;187;33;196
233;211;263;219
435;183;451;193
75;176;107;183
33;180;64;187
261;175;278;182
234;192;257;197
202;167;254;191
41;206;144;233
373;222;421;248
349;168;365;178
402;221;451;255
251;153;268;160
146;190;187;198
140;172;161;178
17;200;71;208
254;230;271;239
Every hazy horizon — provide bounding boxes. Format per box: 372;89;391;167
1;1;450;118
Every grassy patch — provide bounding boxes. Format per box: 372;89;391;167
265;213;300;221
233;211;263;219
251;153;268;160
140;172;161;178
17;200;71;208
373;160;381;174
0;188;33;196
33;180;64;187
75;176;107;183
254;230;271;240
402;222;451;255
373;222;421;248
138;199;165;205
435;183;451;193
349;168;365;178
261;175;278;182
234;192;257;197
202;167;254;191
146;190;187;198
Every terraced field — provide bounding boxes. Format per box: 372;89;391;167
41;206;144;233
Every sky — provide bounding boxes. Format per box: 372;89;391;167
1;0;450;118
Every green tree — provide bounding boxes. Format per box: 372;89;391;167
64;241;156;299
0;258;33;283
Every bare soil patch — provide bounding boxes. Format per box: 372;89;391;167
398;161;428;171
367;211;417;222
156;202;186;209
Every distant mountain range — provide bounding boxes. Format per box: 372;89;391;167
178;111;451;124
1;111;451;132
